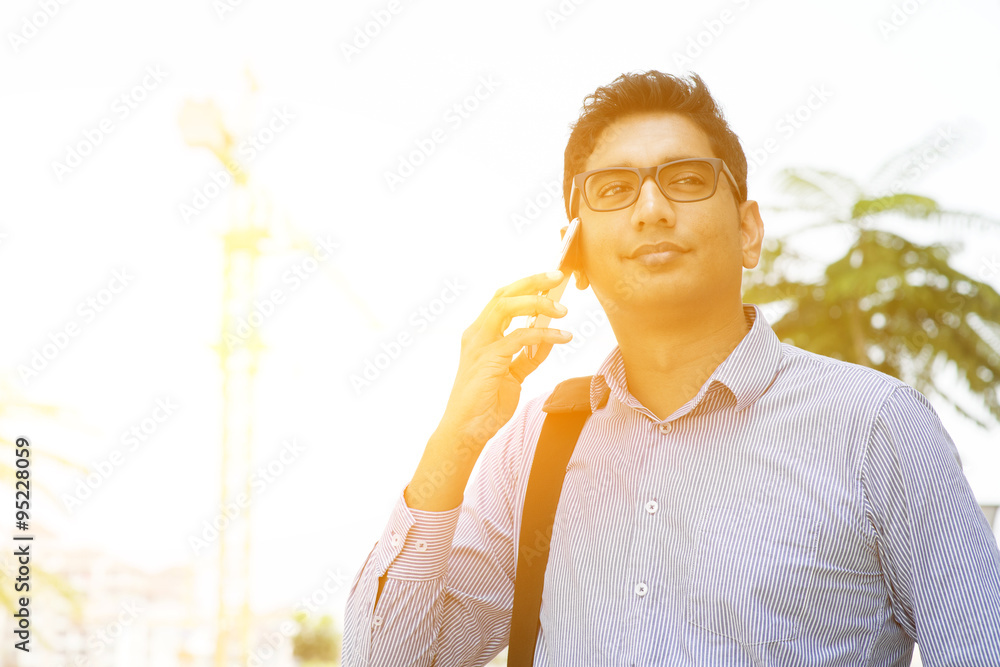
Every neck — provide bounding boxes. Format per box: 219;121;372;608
611;300;751;421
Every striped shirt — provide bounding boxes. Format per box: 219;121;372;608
343;303;1000;666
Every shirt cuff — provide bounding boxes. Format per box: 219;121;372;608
376;487;462;580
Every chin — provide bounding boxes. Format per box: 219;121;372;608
597;279;691;315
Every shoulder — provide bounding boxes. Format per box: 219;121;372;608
775;347;961;478
478;388;559;488
773;342;914;416
778;343;942;423
486;379;593;506
764;343;934;460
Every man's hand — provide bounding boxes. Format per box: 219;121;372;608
404;270;573;511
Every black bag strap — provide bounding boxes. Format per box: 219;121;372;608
508;375;606;666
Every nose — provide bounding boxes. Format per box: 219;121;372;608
630;174;676;228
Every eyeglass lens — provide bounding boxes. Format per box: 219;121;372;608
584;160;718;210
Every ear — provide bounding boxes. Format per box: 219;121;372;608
738;200;765;270
559;224;590;290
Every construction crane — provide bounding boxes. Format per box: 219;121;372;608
178;68;376;666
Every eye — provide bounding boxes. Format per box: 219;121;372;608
668;172;707;187
596;180;635;198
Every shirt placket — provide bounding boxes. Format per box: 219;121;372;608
616;410;680;665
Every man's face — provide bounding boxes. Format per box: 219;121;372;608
571;112;763;318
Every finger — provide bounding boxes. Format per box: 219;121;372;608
467;271;566;334
498;270;565;298
483;294;568;341
490;327;571;365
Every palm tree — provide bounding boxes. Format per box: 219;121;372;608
742;137;1000;429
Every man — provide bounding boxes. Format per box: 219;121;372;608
343;71;1000;666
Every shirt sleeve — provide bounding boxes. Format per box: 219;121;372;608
342;400;535;667
860;384;1000;666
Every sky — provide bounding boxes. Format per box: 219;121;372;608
2;0;999;625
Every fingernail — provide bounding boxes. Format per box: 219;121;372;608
528;344;537;357
554;302;568;314
546;270;563;280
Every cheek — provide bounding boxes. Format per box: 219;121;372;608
579;229;613;273
702;214;742;258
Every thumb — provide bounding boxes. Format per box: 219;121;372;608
509;341;556;383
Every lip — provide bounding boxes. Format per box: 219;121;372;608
629;241;687;259
635;249;684;267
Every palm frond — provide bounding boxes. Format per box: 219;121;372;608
924;209;1000;233
851;194;940;222
867;128;963;193
777;167;861;216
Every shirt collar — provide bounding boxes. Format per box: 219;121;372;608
589;304;782;415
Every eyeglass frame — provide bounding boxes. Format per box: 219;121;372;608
569;157;741;217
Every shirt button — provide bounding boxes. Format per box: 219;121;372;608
415;540;428;552
645;500;659;515
634;582;648;597
373;614;383;628
658;422;672;435
390;533;402;548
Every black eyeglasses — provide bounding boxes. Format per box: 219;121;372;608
572;157;739;213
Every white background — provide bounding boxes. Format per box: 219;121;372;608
2;0;998;633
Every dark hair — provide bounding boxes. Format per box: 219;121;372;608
563;71;748;218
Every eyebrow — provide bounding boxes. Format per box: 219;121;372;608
607;155;700;168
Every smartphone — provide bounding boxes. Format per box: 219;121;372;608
523;217;581;358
